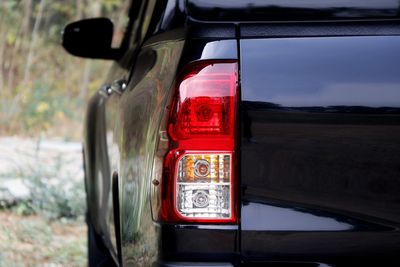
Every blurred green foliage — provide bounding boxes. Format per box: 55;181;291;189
22;84;72;130
0;1;128;265
0;0;126;137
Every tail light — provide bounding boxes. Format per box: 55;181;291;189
160;61;238;223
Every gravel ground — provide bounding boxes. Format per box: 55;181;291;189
0;136;83;201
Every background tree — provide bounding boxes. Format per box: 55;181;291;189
0;0;126;137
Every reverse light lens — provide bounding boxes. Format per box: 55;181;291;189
176;153;231;218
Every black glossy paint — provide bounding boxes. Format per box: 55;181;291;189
240;20;400;39
75;1;400;266
85;36;239;266
240;36;400;265
160;224;238;262
188;0;400;21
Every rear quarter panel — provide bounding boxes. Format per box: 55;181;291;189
115;40;185;265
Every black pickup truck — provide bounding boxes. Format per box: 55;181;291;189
62;0;400;266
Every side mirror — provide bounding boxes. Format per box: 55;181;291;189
62;18;120;60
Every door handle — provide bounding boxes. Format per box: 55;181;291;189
99;83;112;97
110;79;127;95
99;79;127;97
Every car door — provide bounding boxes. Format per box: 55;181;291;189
97;0;146;261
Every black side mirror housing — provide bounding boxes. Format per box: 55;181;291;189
62;18;120;60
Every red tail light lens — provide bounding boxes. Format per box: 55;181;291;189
160;61;238;223
170;65;236;139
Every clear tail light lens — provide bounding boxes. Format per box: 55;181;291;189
177;153;232;218
160;61;238;223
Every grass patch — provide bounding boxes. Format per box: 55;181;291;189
0;211;86;267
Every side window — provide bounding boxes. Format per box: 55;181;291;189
140;0;158;41
126;0;147;49
125;0;158;49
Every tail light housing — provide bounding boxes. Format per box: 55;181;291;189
160;61;238;223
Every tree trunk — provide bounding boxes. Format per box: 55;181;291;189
6;14;23;95
22;0;32;41
0;31;5;96
0;3;6;96
114;0;130;47
75;0;83;20
76;0;101;101
8;0;45;119
79;60;91;101
87;0;101;17
22;0;46;86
